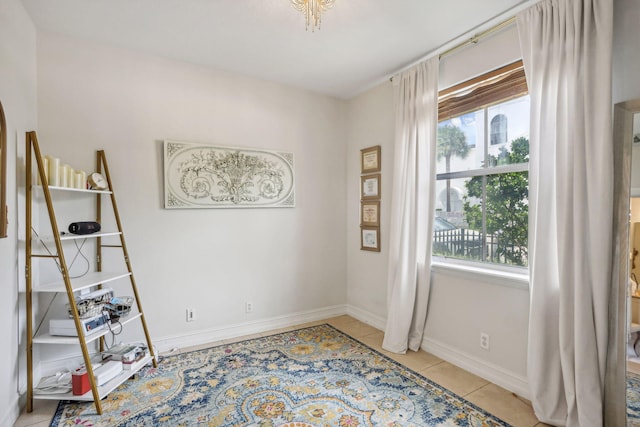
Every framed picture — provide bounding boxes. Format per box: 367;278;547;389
361;200;380;226
164;140;295;208
361;174;380;200
0;100;6;238
360;145;381;173
361;226;380;252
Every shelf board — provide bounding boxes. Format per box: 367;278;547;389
34;271;131;293
34;185;111;194
33;354;153;402
33;313;143;345
33;231;122;243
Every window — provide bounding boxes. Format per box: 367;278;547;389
433;61;529;268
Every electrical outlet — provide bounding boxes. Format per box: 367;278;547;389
245;301;253;313
186;308;196;322
480;332;490;350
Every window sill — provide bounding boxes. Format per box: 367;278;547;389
431;259;529;290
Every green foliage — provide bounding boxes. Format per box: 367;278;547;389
437;124;470;167
437;124;470;212
463;137;529;266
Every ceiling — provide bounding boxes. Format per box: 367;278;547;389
21;0;534;99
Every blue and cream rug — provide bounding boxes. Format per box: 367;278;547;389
51;324;512;426
628;373;640;426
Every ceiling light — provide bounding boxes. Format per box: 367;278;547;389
290;0;336;31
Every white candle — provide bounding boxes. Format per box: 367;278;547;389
74;172;84;189
60;165;69;187
66;166;75;188
38;157;50;185
48;157;60;186
79;170;87;189
43;157;49;184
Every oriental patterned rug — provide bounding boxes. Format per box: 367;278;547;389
51;324;511;426
628;373;640;426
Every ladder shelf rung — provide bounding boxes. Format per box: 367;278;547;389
33;231;122;243
33;185;112;195
33;312;143;344
34;271;132;293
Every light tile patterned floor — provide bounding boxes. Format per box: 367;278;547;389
15;315;547;427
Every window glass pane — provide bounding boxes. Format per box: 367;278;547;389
436;110;485;174
483;171;529;266
487;95;530;166
433;177;484;262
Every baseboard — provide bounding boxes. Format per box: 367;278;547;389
346;304;386;331
152;304;348;352
35;304;530;404
38;305;349;375
421;336;531;400
346;305;530;399
1;395;21;427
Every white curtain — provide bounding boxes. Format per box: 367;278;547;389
382;57;439;354
517;0;614;425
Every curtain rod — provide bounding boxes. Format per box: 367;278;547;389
438;16;516;60
390;15;517;81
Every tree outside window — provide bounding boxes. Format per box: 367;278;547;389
433;95;529;267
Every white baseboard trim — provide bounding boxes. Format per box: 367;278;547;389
152;304;348;353
39;305;349;376
346;305;386;331
36;304;530;406
421;336;531;400
1;395;21;427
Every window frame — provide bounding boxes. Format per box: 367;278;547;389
433;60;529;272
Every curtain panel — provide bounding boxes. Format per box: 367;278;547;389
517;0;614;424
382;57;439;354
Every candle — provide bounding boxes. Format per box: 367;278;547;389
48;157;60;186
74;172;84;189
66;166;75;188
43;157;49;184
79;170;87;189
38;157;50;185
59;165;69;187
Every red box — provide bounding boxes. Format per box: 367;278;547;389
72;368;90;395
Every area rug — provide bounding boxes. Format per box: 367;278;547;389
628;373;640;426
51;324;511;426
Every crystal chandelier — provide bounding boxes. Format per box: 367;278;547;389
290;0;336;31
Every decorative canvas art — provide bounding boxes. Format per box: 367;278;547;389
164;141;295;208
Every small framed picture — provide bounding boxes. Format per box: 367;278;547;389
361;145;381;174
361;200;380;227
361;174;380;200
361;226;380;252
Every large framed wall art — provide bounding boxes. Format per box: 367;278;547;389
164;140;295;209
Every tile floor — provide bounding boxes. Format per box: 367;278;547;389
14;315;548;427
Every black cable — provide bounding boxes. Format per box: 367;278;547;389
31;227;90;279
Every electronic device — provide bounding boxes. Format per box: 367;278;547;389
92;360;122;385
102;343;145;363
68;221;101;235
50;312;110;336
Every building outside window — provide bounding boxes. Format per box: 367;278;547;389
433;61;529;268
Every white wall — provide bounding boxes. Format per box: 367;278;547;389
35;32;348;357
613;0;640;105
614;0;640;191
0;0;37;425
346;0;640;400
346;24;531;397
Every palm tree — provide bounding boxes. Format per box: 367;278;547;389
437;124;470;212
